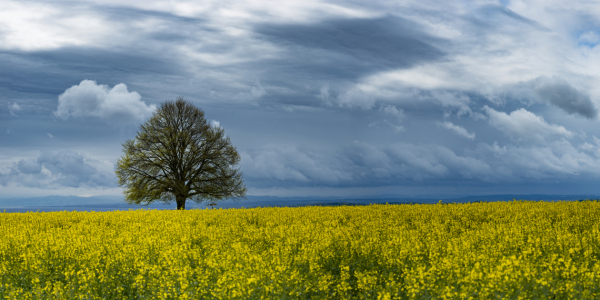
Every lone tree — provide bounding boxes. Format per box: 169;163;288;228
116;98;245;210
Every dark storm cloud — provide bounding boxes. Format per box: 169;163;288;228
17;159;42;174
31;47;182;76
0;151;116;188
533;76;597;119
0;47;184;97
253;16;446;92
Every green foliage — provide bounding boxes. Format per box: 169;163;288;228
116;98;245;209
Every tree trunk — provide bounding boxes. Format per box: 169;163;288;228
176;195;186;210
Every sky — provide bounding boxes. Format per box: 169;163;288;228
2;0;600;199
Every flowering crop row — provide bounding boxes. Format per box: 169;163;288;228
1;200;600;299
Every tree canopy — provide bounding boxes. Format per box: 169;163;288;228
116;98;245;210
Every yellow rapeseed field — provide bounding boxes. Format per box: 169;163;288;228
1;201;600;299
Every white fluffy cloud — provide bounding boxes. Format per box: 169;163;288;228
8;102;21;116
378;105;405;132
337;85;376;109
438;121;475;139
484;106;573;141
380;105;404;120
54;80;156;124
